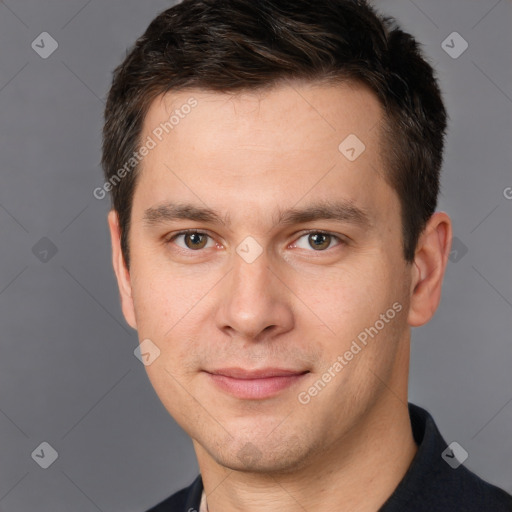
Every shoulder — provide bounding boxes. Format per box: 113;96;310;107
432;460;512;510
419;461;512;511
384;404;512;511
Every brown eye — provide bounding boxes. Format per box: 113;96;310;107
308;233;332;250
170;231;214;251
292;231;342;252
184;232;208;250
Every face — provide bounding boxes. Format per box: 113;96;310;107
111;81;418;473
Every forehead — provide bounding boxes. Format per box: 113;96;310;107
143;80;384;156
132;81;396;230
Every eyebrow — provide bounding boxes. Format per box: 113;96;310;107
275;201;372;228
142;200;372;230
143;203;230;227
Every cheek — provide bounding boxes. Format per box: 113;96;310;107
296;262;391;330
131;280;172;336
297;257;406;378
130;260;202;332
130;263;218;369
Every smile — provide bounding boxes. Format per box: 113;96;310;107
204;368;310;400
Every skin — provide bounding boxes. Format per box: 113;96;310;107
108;80;452;512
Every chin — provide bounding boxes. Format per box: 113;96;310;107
207;433;313;475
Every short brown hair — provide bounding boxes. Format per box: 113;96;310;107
102;0;447;268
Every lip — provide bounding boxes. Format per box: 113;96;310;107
204;367;309;399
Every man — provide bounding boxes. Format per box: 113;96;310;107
101;0;512;510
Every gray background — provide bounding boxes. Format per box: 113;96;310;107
0;0;511;510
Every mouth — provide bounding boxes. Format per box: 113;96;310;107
203;367;310;400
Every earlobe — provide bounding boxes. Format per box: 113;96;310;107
407;212;452;327
107;210;137;330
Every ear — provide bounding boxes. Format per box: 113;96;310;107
407;211;452;327
107;210;137;330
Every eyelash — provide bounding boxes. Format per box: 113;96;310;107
165;229;345;254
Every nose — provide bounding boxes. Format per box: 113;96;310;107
214;250;295;342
